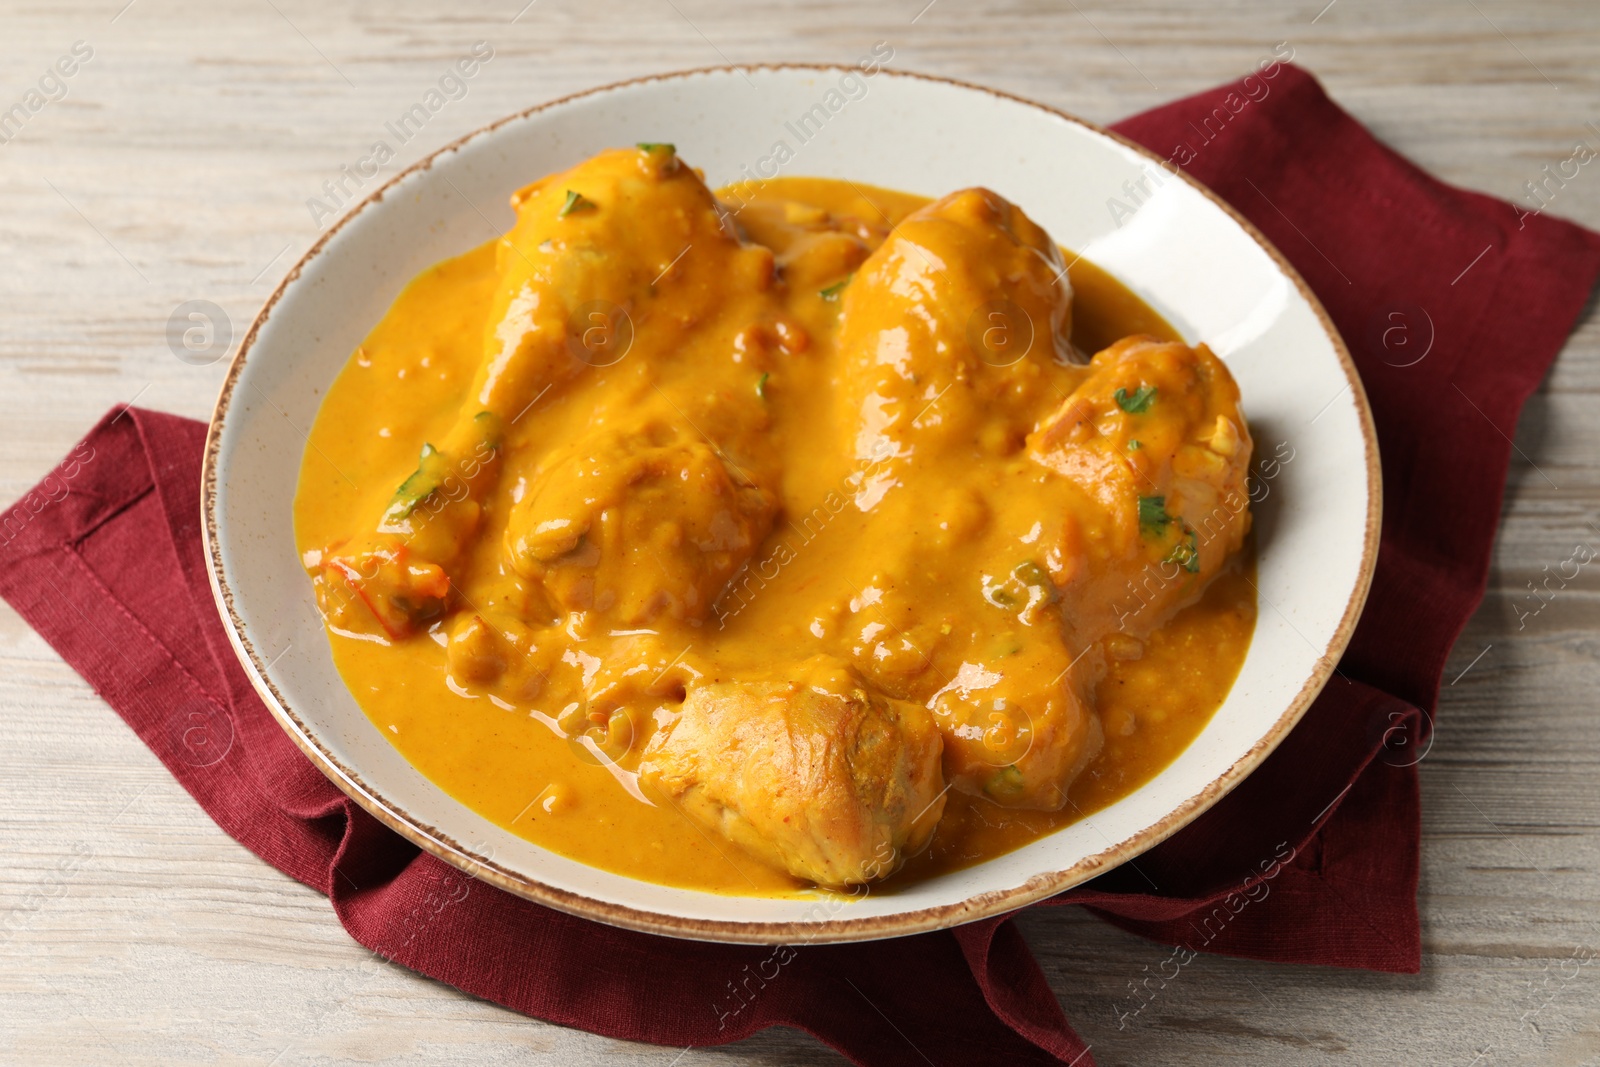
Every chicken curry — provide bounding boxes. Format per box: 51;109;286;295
294;146;1256;895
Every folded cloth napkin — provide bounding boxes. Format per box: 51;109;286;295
4;64;1598;1066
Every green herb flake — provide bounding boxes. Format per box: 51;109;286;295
1164;529;1201;574
390;443;442;519
1115;383;1157;414
1128;439;1143;451
986;585;1019;608
985;765;1025;797
819;276;852;301
473;409;505;448
756;372;769;399
636;142;676;154
559;190;595;217
1013;560;1051;588
1138;495;1172;536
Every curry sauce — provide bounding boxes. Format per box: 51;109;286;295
294;155;1256;896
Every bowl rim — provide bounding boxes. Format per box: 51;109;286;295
202;63;1383;944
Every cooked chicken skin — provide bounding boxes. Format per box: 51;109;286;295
505;427;778;627
639;657;946;886
1027;335;1253;642
835;186;1075;488
824;187;1103;810
920;335;1251;808
311;146;776;638
826;194;1251;814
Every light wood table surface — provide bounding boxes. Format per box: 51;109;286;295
3;1;1598;1064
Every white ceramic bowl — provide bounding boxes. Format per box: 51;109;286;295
204;66;1379;943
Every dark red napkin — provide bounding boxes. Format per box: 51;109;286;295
5;65;1598;1066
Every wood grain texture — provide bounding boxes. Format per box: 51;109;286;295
2;0;1598;1063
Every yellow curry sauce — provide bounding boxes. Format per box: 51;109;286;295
294;152;1255;896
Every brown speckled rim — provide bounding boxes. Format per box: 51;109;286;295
202;64;1382;945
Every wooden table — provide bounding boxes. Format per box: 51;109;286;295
3;1;1598;1063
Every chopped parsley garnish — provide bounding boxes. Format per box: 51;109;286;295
986;586;1019;608
636;142;676;153
1138;495;1173;536
819;276;852;301
1164;529;1201;574
385;413;502;524
756;372;769;399
390;443;442;520
985;765;1025;797
1115;384;1157;413
984;562;1057;614
1012;560;1058;608
1128;439;1143;450
1013;560;1051;588
559;190;595;217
